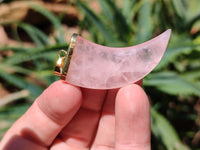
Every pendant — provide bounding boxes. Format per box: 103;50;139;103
55;29;171;89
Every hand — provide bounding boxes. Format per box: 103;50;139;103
0;80;151;150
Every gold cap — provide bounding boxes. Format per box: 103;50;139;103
54;33;78;80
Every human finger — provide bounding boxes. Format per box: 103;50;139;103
90;80;143;150
90;88;118;150
115;84;151;150
0;81;82;149
52;88;107;150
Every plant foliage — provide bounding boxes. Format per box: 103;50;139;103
0;4;68;99
0;0;200;149
75;0;200;149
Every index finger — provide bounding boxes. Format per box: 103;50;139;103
0;81;82;149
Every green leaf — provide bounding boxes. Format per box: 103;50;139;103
18;23;50;48
29;4;65;44
0;68;43;97
21;23;50;45
135;1;152;44
181;70;200;82
0;46;31;52
3;49;57;65
1;65;32;75
156;43;199;70
0;103;30;119
18;23;43;47
186;13;200;29
171;0;187;20
98;0;132;43
98;0;113;24
144;72;200;96
185;0;200;29
0;103;31;139
151;108;190;150
122;0;137;23
76;1;120;46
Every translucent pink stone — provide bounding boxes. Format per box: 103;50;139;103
66;29;171;89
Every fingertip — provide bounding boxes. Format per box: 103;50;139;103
117;83;148;104
0;81;83;147
47;80;82;97
116;83;150;122
115;83;151;148
116;83;150;120
37;80;82;124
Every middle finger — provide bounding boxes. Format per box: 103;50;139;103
57;88;107;149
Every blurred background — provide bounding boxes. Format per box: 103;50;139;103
0;0;200;149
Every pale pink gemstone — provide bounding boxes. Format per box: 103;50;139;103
66;29;171;89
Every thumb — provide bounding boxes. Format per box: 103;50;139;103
115;84;151;150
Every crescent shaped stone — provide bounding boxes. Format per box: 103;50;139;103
66;29;171;89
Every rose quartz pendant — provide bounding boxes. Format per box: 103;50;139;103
55;29;171;89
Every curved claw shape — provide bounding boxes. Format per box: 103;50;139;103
66;29;171;89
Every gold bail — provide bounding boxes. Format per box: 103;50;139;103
54;33;78;80
54;50;67;77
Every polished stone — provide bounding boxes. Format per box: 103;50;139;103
66;29;171;89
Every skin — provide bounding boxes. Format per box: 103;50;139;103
0;80;151;150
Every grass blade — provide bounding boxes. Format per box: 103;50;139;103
135;1;152;44
18;23;49;48
76;1;120;46
0;46;31;52
151;108;190;150
144;72;200;96
122;0;137;23
156;44;199;70
98;0;132;43
0;68;43;97
171;0;187;20
3;50;57;65
29;4;65;44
